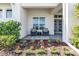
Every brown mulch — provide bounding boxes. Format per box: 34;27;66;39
0;49;16;56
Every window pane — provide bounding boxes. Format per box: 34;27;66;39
33;17;38;25
0;10;2;18
40;17;45;28
6;9;12;18
33;17;45;30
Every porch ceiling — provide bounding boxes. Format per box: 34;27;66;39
21;3;59;8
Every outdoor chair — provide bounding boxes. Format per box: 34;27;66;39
43;28;49;35
31;28;37;36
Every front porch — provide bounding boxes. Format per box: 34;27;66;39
24;34;62;41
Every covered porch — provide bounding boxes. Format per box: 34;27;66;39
18;3;63;41
19;4;63;42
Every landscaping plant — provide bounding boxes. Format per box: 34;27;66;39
36;49;47;56
26;49;35;56
56;38;61;44
70;25;79;48
74;4;79;18
51;46;60;56
0;20;21;48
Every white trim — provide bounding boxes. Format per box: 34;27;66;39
65;41;79;55
62;3;66;42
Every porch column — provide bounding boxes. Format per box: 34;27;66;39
62;3;68;42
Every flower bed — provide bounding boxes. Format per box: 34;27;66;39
0;42;78;56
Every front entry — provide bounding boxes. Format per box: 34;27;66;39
54;15;62;35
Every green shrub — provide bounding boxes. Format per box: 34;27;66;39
56;38;61;43
74;4;79;18
0;35;16;47
51;47;60;56
0;20;21;38
51;47;57;53
36;49;47;55
0;20;21;47
48;38;52;43
70;37;79;48
70;25;79;48
26;49;35;56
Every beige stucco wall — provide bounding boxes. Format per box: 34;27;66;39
20;8;28;38
27;8;54;35
68;4;79;39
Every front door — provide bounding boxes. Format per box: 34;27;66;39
54;15;62;35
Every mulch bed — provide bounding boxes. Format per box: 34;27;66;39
0;42;78;56
0;49;16;56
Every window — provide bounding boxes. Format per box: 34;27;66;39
0;10;2;18
33;17;45;30
6;9;12;18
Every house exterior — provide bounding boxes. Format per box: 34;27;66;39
0;3;66;42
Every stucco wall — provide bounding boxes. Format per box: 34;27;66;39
19;8;28;38
27;8;54;35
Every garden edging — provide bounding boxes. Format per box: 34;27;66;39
65;41;79;55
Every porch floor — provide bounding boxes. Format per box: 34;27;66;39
24;34;62;41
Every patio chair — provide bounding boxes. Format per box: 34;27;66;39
43;28;49;35
31;28;37;36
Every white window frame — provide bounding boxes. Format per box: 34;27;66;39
6;9;12;18
33;17;45;29
0;9;3;19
